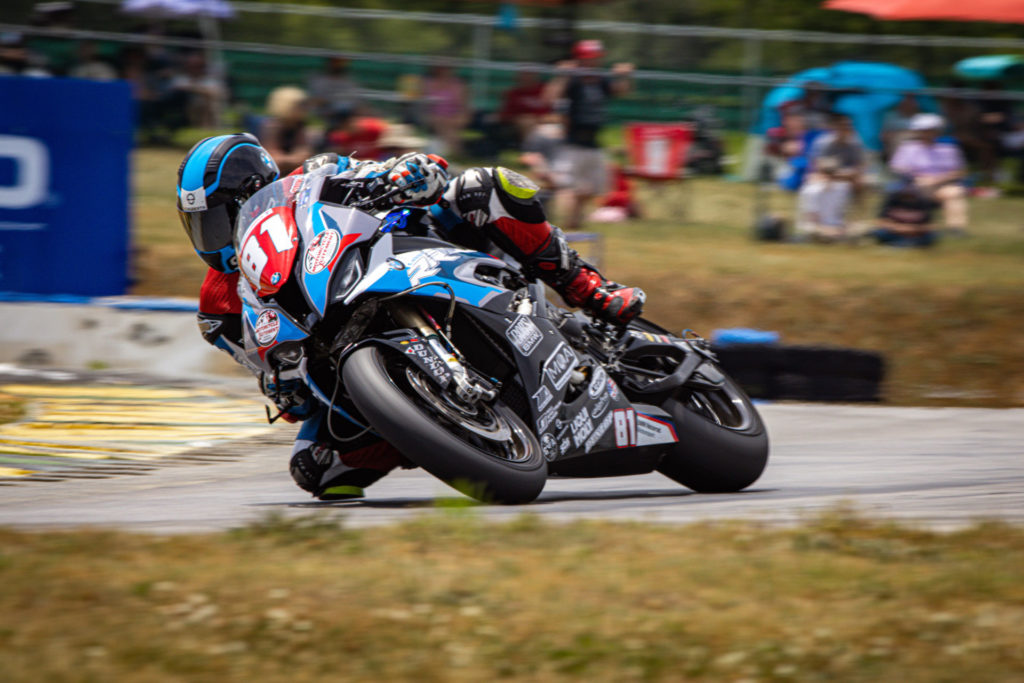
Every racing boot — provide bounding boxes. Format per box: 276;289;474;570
562;268;646;325
290;441;402;501
527;227;645;325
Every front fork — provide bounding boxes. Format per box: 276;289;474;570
388;302;498;405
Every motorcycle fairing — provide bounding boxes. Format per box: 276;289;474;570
237;206;300;297
345;232;509;309
299;202;380;319
241;298;309;364
460;307;674;462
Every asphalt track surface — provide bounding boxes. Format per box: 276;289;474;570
1;377;1022;533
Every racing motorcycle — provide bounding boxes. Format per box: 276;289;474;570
235;167;768;504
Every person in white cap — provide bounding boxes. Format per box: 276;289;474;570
889;113;968;234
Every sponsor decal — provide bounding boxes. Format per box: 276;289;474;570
536;405;558;433
386;257;406;271
636;413;680;446
180;185;207;212
304;229;342;275
406;249;445;284
587;365;608;398
607;378;620;400
532;385;553;412
254;310;280;346
584;412;614;452
613;408;637;448
296;186;313;209
505;315;543;357
591;392;611;419
571;408;593;448
540;433;558;461
542;342;576;391
404;341;448;380
559;436;572;455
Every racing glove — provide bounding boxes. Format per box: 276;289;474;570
259;370;313;423
385;153;450;206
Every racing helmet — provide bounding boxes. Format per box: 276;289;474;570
176;133;280;272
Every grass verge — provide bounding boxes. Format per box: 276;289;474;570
1;510;1023;681
130;148;1024;406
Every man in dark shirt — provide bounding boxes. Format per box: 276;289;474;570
873;185;940;248
544;39;632;230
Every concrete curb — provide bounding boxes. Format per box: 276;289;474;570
2;295;244;379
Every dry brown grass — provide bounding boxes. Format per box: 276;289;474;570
1;511;1022;681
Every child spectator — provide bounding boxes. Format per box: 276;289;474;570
872;184;940;248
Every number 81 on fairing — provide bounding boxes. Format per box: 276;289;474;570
614;408;637;448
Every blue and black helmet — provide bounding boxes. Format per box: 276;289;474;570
176;133;280;272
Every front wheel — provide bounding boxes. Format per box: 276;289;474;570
342;346;547;504
656;373;769;493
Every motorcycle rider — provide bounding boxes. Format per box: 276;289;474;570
176;133;645;500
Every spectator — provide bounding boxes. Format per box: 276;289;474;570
260;86;315;174
766;108;822;192
376;122;428;159
499;70;552;145
519;114;564;204
881;93;921;160
69;40;117;81
796;114;865;241
544;39;632;231
324;110;388;160
939;91;991;183
793;82;832;131
307;56;360;127
169;52;226;128
0;32;50;77
423;64;470;156
872;184;940;248
889;113;968;235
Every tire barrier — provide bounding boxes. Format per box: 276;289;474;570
711;344;886;402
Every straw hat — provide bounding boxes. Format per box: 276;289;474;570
266;86;307;118
378;123;427;151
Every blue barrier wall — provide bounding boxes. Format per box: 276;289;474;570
0;76;133;296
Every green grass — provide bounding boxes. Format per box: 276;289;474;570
131;147;1024;406
1;511;1023;682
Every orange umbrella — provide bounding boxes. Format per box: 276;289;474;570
824;0;1024;23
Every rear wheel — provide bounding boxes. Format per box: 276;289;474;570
656;373;768;492
342;346;546;503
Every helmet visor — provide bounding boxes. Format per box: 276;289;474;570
178;202;235;255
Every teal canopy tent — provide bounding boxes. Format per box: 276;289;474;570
953;55;1024;81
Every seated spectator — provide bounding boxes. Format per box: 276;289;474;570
796;114;865;241
69;40;117;81
261;86;315;174
499;71;552;145
766;109;822;192
307;56;361;128
889;113;968;234
169;52;226;128
881;93;921;160
872;184;940;248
